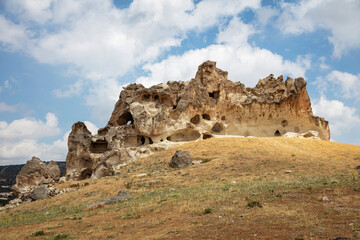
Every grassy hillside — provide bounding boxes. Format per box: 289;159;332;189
0;137;359;239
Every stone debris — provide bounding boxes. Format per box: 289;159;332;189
65;61;329;181
284;170;292;174
84;190;131;211
12;156;61;198
322;196;330;202
282;130;320;139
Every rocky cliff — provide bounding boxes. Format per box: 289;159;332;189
66;61;329;180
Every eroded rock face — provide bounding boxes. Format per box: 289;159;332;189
12;157;60;198
66;61;330;180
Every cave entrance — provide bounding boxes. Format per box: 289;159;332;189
90;140;109;153
209;91;220;99
117;111;134;126
137;135;153;146
274;130;281;137
80;168;92;180
202;114;211;120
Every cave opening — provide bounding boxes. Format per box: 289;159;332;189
90;140;109;153
137;135;153;145
274;130;281;136
209;91;220;99
203;133;213;139
190;114;200;124
117;111;134;126
80;168;92;180
202;114;211;120
281;120;289;127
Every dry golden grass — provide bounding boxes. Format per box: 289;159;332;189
0;137;359;239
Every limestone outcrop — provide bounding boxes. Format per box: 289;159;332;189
66;61;330;180
12;156;60;198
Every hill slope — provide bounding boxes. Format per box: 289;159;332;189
0;137;359;239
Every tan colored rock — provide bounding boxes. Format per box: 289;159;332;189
12;156;60;198
66;61;330;180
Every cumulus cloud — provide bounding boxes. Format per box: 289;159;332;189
313;96;360;144
276;0;360;57
136;18;310;88
0;102;18;112
0;15;29;51
53;80;83;98
0;113;98;164
326;70;360;100
1;0;261;80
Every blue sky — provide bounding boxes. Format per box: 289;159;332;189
0;0;359;165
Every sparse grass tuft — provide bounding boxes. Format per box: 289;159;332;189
54;233;69;239
31;230;45;236
247;201;262;208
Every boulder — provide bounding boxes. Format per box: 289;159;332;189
65;61;330;181
169;150;192;169
31;185;49;200
12;157;60;198
84;190;131;211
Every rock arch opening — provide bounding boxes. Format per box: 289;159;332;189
90;140;109;153
274;130;281;136
117;111;134;126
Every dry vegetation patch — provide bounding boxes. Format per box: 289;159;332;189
0;137;359;239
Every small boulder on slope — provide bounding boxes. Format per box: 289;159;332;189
169;150;192;169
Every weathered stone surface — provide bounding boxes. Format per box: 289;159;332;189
84;190;131;211
169;150;192;169
30;185;49;200
12;156;60;197
66;61;330;181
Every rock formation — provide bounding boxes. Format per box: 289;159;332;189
66;61;329;180
169;150;192;169
12;156;60;198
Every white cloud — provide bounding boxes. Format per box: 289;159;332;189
277;0;360;57
137;18;310;88
1;0;261;80
0;113;60;140
313;96;360;144
85;78;125;121
256;5;279;26
0;102;17;112
0;15;28;51
53;80;83;98
0;113;98;164
326;70;360;100
84;121;98;135
319;57;329;70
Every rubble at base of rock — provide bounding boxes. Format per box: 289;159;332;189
4;157;70;210
65;60;330;181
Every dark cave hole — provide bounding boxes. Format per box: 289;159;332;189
117;111;134;126
202;114;211;120
90;140;109;153
274;130;281;136
208;91;220;99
